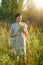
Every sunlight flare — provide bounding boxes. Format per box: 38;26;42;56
34;0;43;9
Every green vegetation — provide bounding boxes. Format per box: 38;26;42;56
0;0;43;65
0;22;43;65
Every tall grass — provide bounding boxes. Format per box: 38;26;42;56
0;22;43;65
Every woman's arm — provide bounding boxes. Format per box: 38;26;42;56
10;29;18;37
22;27;28;37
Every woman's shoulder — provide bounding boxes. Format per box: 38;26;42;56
11;22;17;27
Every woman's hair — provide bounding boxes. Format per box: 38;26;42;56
15;13;22;18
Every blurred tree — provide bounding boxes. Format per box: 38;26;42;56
1;0;24;22
0;0;43;29
23;0;43;29
1;0;17;22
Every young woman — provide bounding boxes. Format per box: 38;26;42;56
10;13;28;62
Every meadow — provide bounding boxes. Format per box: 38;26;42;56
0;22;43;65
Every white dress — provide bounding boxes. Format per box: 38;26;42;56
10;22;28;56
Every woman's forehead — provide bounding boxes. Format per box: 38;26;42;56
17;15;22;18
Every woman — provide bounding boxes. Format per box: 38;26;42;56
10;13;28;62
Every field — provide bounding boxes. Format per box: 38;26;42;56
0;22;43;65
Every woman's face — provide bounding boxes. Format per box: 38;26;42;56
16;15;22;22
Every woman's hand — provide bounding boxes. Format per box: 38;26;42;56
10;29;18;37
22;26;28;37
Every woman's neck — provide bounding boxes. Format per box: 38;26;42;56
16;21;21;24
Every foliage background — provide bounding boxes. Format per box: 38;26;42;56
0;0;43;65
